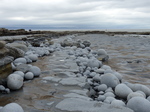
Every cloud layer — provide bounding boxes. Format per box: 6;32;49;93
0;0;150;29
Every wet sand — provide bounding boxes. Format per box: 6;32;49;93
0;33;150;111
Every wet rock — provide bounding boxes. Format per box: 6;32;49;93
13;58;27;65
7;74;24;90
0;41;6;49
28;66;41;77
6;43;28;52
101;73;120;88
88;58;102;68
13;71;25;77
56;98;133;112
115;84;133;99
82;40;91;47
111;100;125;107
127;97;150;112
24;72;34;80
27;54;38;62
0;103;24;112
127;92;145;101
96;49;109;61
16;64;30;73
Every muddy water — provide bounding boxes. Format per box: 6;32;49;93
0;34;150;111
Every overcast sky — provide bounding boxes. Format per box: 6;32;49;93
0;0;150;29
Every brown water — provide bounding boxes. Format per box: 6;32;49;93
0;34;150;111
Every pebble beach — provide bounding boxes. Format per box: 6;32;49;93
0;31;150;112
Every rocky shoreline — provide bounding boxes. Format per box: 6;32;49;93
0;32;150;112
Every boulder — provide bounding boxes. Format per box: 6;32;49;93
16;64;30;73
101;73;120;88
115;84;133;99
27;54;38;62
7;74;24;90
127;92;145;101
88;58;102;68
13;71;25;77
111;100;125;107
127;97;150;112
96;49;109;61
13;58;27;65
24;72;34;80
0;103;24;112
28;66;41;77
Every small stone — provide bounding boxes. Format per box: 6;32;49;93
111;100;125;107
97;84;107;91
97;95;106;101
16;64;30;73
28;66;41;77
101;73;120;88
104;92;115;97
27;54;38;62
0;85;5;91
24;72;34;80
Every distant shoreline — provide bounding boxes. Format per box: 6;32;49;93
0;28;150;36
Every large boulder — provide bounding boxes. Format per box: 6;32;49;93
127;97;150;112
101;73;120;88
0;103;24;112
115;84;133;99
7;74;24;90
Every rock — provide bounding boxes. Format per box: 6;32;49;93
0;41;5;49
82;40;91;47
27;54;38;62
127;92;145;101
95;68;105;74
125;82;150;97
97;84;107;91
0;85;5;91
104;92;115;97
147;96;150;102
24;72;34;80
111;100;125;107
13;58;27;65
113;72;123;81
88;58;102;68
13;71;24;77
93;74;101;82
5;45;25;58
96;49;109;61
0;103;24;112
0;47;9;59
127;97;150;112
16;64;30;73
56;98;134;112
0;56;14;66
101;73;120;88
115;84;133;99
4;88;10;94
7;74;23;90
6;43;28;52
104;97;116;104
97;95;106;101
28;66;41;77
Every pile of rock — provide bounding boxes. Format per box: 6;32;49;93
59;37;150;112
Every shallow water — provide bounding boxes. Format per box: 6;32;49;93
0;34;150;111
